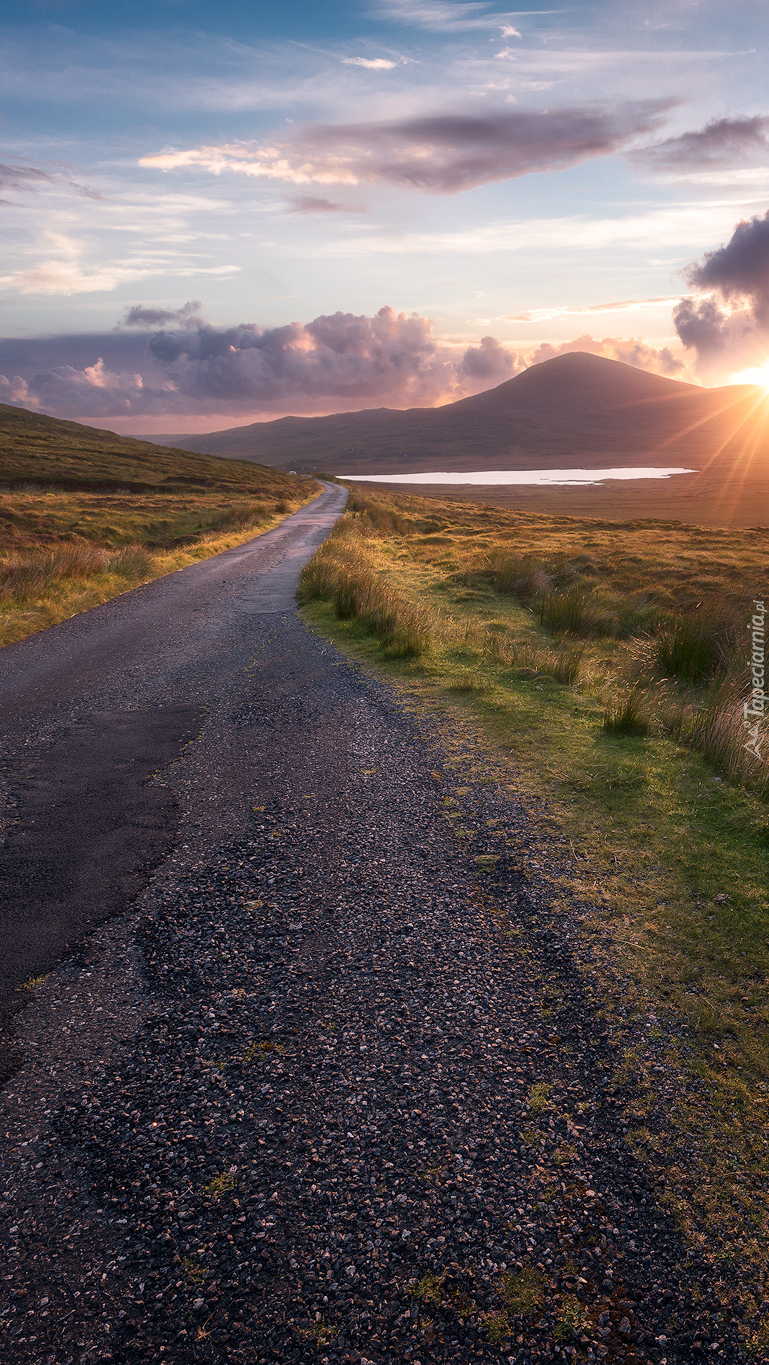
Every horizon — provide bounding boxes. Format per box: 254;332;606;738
3;1;769;435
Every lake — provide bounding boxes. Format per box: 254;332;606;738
337;466;696;487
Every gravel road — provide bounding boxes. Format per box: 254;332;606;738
0;485;745;1364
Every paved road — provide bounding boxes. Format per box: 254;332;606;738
0;482;347;1073
0;478;741;1362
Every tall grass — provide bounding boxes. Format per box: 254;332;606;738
655;603;740;683
481;628;584;684
604;687;649;737
0;502;281;606
298;527;430;658
662;678;769;796
0;544;111;601
537;585;614;638
491;552;553;601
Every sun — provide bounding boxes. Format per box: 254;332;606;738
730;363;769;390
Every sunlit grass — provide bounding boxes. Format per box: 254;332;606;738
0;483;317;649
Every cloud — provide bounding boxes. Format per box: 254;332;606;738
286;195;367;214
341;57;398;69
506;295;681;322
458;334;516;381
376;0;516;32
375;1;566;33
122;300;203;327
0;229;240;297
1;305;700;427
2;306;519;420
687;210;769;323
674;210;769;377
636;115;769;173
0;156;100;203
499;25;522;38
141;99;674;195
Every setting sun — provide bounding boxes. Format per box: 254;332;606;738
731;363;769;389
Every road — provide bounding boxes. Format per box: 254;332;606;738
0;482;347;1072
0;480;741;1363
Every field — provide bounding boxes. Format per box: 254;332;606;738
299;485;769;1312
0;402;318;648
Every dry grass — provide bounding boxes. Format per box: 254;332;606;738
298;520;431;658
0;482;318;649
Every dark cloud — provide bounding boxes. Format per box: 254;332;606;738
122;301;202;328
636;116;769;172
1;307;519;420
286;195;367;214
0;162;57;195
284;100;677;193
672;296;732;356
687;210;769;324
674;211;769;374
143;99;675;195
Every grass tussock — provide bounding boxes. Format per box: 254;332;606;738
538;585;614;637
491;551;553;600
603;687;650;737
662;678;769;796
655;601;740;683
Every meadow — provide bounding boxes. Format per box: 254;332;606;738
0;402;318;647
300;484;769;1309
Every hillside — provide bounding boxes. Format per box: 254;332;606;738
162;352;769;476
0;404;319;650
0;402;307;499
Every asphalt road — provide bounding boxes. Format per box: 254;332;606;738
0;482;347;1075
0;478;746;1362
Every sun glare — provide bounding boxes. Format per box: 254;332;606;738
731;364;769;390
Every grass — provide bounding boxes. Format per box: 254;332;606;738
501;1266;546;1316
0;403;319;647
553;1295;591;1343
603;686;649;736
299;483;769;1305
527;1082;553;1113
17;974;46;991
298;519;431;658
199;1171;236;1200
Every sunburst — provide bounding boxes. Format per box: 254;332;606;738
730;363;769;390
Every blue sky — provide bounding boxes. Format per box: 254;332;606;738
3;0;769;431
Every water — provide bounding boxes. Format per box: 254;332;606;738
337;466;696;487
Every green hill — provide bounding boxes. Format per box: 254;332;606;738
0;404;319;649
0;403;305;499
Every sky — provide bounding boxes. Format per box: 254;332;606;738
2;0;769;433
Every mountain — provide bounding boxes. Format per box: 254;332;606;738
162;352;769;475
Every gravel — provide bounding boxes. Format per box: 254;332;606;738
0;602;750;1363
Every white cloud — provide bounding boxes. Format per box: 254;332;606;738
0;229;240;297
375;0;514;33
342;57;398;70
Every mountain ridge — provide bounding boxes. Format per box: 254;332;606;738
155;352;769;475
